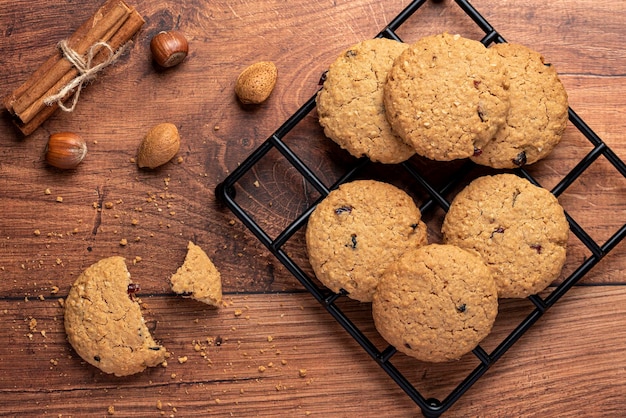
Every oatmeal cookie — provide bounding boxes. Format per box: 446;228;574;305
316;38;415;164
306;179;427;302
170;241;223;308
442;174;569;298
383;33;510;161
471;42;569;168
372;244;498;362
64;257;167;376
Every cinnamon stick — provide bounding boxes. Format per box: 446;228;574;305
3;0;144;135
3;0;122;109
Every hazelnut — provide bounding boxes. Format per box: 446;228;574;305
45;132;87;169
137;123;180;169
235;61;277;104
150;31;189;68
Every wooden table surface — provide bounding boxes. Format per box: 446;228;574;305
1;0;625;416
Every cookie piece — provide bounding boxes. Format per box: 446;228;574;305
442;174;569;298
316;38;415;164
372;244;498;362
471;42;569;168
384;33;510;161
170;241;223;307
306;179;427;302
64;257;167;377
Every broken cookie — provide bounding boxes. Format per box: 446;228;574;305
170;241;223;307
64;256;167;377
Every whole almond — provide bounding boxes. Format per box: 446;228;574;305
137;123;180;169
235;61;277;104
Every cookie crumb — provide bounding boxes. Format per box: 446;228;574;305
44;188;51;195
28;317;38;332
107;405;115;415
56;196;63;203
298;369;307;378
177;356;188;364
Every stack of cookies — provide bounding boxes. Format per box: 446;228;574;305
310;33;571;362
317;32;569;168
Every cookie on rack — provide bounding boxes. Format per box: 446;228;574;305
372;244;498;363
306;179;427;302
170;241;223;308
383;32;510;161
316;38;415;164
442;173;569;298
64;256;168;376
471;42;569;168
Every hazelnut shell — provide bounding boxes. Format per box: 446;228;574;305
45;132;87;169
150;31;189;68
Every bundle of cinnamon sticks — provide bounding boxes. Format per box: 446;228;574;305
3;0;144;135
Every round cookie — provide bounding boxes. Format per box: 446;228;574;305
64;256;168;376
383;33;510;161
442;174;569;298
372;244;498;363
471;42;569;168
306;179;427;302
316;38;415;164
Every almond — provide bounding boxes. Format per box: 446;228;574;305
235;61;277;104
137;123;180;169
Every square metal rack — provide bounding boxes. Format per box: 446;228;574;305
216;0;626;415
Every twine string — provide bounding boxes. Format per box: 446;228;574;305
44;40;129;112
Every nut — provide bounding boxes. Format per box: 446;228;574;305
235;61;277;104
45;132;87;169
137;123;180;169
150;31;189;68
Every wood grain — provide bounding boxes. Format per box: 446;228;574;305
0;0;624;416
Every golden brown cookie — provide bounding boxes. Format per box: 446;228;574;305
316;38;415;164
471;42;569;168
383;33;510;161
442;174;569;298
64;257;167;376
170;241;223;307
305;179;427;302
372;244;498;362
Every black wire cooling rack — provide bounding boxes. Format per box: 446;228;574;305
216;0;626;415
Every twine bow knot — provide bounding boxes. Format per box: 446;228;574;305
44;40;128;112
